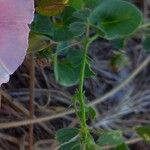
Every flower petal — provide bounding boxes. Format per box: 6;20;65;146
0;0;34;85
0;0;34;23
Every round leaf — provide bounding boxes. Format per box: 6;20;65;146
97;131;124;146
56;128;79;143
90;0;143;39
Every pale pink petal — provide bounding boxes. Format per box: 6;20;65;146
0;0;34;85
0;0;34;23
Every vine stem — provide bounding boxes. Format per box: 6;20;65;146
139;22;150;29
78;35;98;143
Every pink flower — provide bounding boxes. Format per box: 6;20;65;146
0;0;34;85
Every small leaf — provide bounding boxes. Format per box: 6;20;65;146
54;59;79;86
57;42;70;55
54;48;94;86
31;15;76;42
36;0;68;16
28;32;50;53
66;49;83;67
73;8;91;21
85;61;95;78
31;14;53;37
62;7;77;25
136;126;150;143
90;0;143;39
97;131;124;147
86;106;97;120
68;50;95;78
143;36;150;53
110;51;128;71
56;128;79;144
53;26;74;41
69;22;86;36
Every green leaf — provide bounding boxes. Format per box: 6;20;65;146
69;22;86;36
54;59;79;86
83;0;102;8
73;8;91;21
28;32;50;53
54;48;94;86
143;36;150;53
66;49;94;78
97;131;124;147
31;14;53;37
115;143;129;150
68;0;84;10
136;126;150;143
84;61;95;78
66;49;83;67
31;14;78;41
110;51;128;71
36;0;68;16
56;128;79;144
53;26;74;41
62;7;77;25
57;128;80;150
32;9;85;42
57;42;70;55
86;106;97;120
90;0;143;39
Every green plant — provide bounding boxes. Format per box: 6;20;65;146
29;0;150;149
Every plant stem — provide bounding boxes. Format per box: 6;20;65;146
78;39;89;132
78;35;98;142
139;22;150;29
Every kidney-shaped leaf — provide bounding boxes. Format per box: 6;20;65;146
0;0;34;85
90;0;143;39
56;128;79;144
